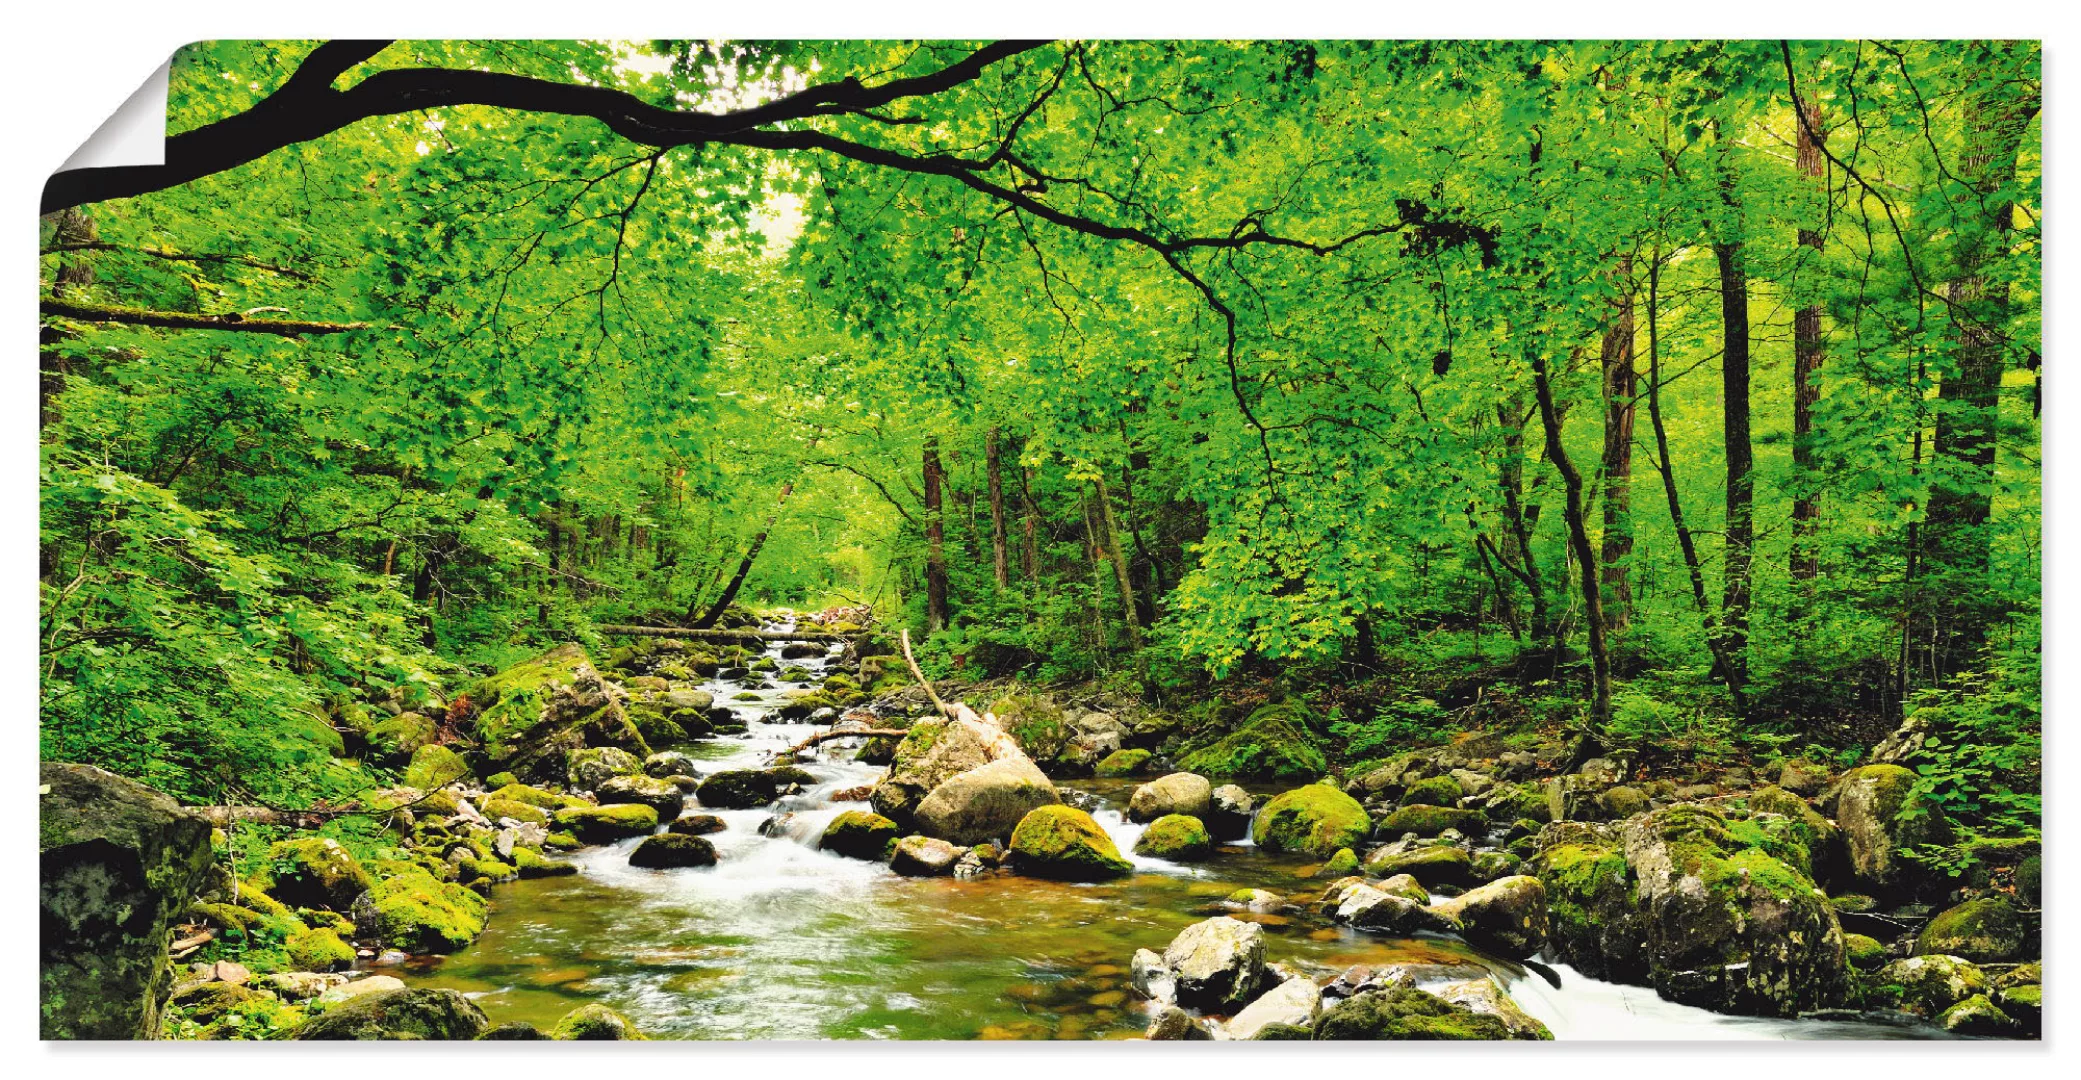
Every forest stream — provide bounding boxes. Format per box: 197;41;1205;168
392;626;1950;1041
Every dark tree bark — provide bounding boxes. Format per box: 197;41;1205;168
691;479;796;629
1494;399;1552;646
1791;98;1828;583
1531;354;1612;729
1598;255;1637;631
985;427;1010;591
922;437;950;632
1017;465;1042;584
1715;198;1754;690
1093;469;1140;647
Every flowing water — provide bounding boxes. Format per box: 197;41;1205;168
397;627;1949;1041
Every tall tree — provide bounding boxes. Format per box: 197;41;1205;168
985;426;1011;591
921;436;950;632
1714;165;1755;690
1790;98;1827;583
1598;256;1637;631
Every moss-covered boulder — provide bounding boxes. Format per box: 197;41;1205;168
553;803;659;842
40;763;215;1040
669;813;727;836
627;834;717;869
596;774;684;822
869;715;1028;826
1315;987;1520;1040
1915;897;2029;964
912;757;1061;846
286;927;355;971
1363;844;1475;888
1844;933;1888;972
360;711;434;765
489;782;582;811
348;870;488;953
551;1003;647;1040
1877;954;1988;1016
1835;764;1951;896
403;743;470;790
566;746;643;791
1176;703;1327;783
697;766;816;810
1252;783;1372;857
1135;814;1213;860
480;796;549;825
257;837;375;911
471;644;649;782
1531;805;1847;1017
296;987;488;1040
1431;875;1548;959
990;692;1070;761
1378;804;1488;838
1938;992;2017;1035
480;1021;549;1040
1008;806;1133;881
1127;772;1213;824
1401;775;1463;808
1094;748;1154;777
820;811;901;861
1318;848;1360;878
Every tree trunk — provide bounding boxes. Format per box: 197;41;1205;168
922;437;950;632
1925;43;2035;673
1647;255;1747;707
1495;400;1552;645
985;427;1010;591
1094;470;1141;648
1715;227;1754;690
691;479;795;628
1791;98;1827;582
1531;354;1611;729
1598;255;1637;631
1018;465;1041;584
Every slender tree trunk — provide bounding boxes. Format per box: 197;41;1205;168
691;480;795;628
1531;354;1612;730
1094;470;1141;647
985;427;1010;591
1018;465;1041;584
1715;217;1754;689
1646;255;1747;707
922;436;950;632
1598;255;1637;631
1495;401;1552;645
1925;44;2035;673
1791;99;1827;582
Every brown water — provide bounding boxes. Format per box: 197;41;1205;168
397;627;1948;1041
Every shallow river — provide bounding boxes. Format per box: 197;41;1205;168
399;630;1946;1041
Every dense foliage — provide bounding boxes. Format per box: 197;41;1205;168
40;40;2038;845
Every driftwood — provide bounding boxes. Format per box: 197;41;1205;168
596;624;862;643
191;778;464;827
768;727;909;763
41;298;370;336
170;929;216;958
899;628;952;718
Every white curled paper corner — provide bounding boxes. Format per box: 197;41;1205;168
59;58;172;173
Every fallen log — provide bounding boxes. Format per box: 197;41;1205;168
596;624;863;643
767;727;909;764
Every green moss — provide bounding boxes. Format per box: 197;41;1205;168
1009;805;1133;880
552;803;659;842
480;797;549;825
364;712;435;762
511;846;578;878
551;1003;647;1040
1253;783;1372;857
352;871;488;953
1401;775;1463;807
286;927;355;971
1320;847;1360;877
1484;783;1553;824
820;811;901;861
1314;987;1518;1040
1134;814;1213;860
1094;749;1154;777
403;744;470;790
258;838;375;911
1379;804;1487;838
1176;704;1328;783
1844;933;1888;972
485;771;519;789
991;693;1068;760
1917;897;2028;963
1537;842;1631;948
488;783;581;810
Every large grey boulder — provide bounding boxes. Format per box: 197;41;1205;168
1128;772;1213;824
1223;976;1322;1040
40;762;213;1040
912;758;1060;846
295;987;489;1040
1161;916;1266;1012
1430;875;1549;959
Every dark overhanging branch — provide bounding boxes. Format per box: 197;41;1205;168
40;298;369;336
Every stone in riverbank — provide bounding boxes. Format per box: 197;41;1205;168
1915;897;2029;964
1128;772;1213;824
1362;844;1473;889
820;811;901;861
871;715;1055;831
1429;875;1548;959
40;762;214;1040
552;1003;647;1040
1252;783;1371;858
1134;814;1213;860
257;837;375;911
1008;805;1133;880
1206;784;1256;841
296;987;489;1040
1835;764;1951;896
567;746;643;791
1161;916;1266;1011
696;766;817;809
473;644;650;781
596;773;685;822
913;757;1061;846
891;835;966;876
554;802;659;841
1314;986;1517;1039
349;870;489;953
629;834;717;869
1175;703;1327;783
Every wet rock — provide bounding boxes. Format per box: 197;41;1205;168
891;835;965;876
1127;772;1213;824
480;1021;549;1040
314;974;406;1005
1206;784;1256;841
819;810;900;861
1224;976;1322;1040
553;802;659;841
1093;748;1154;777
1130;948;1176;1004
1314;986;1521;1040
668;813;727;836
1335;884;1463;936
39;762;214;1039
913;757;1061;846
552;1002;647;1040
1377;804;1487;838
1836;764;1951;896
596;773;685;822
1430;875;1548;959
1469;849;1525;884
1362;845;1474;889
871;715;1040;827
1008;805;1132;880
628;834;718;869
1161;916;1266;1011
1878;954;1988;1016
296;987;489;1040
1134;814;1213;860
349;870;488;953
644;751;700;779
1430;978;1553;1039
1253;783;1372;857
1144;1005;1213;1040
567;746;643;791
697;766;817;810
1915;897;2029;964
1938;993;2016;1035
